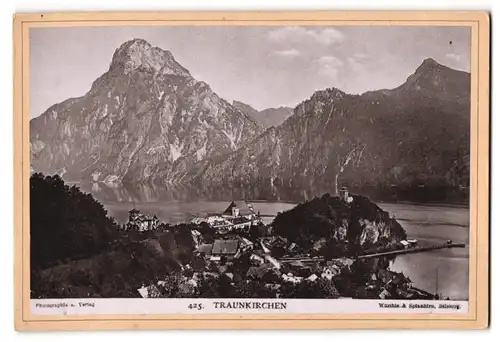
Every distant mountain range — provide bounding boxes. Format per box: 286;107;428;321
196;58;470;193
232;101;293;129
30;39;470;199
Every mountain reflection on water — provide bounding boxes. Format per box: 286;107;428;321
77;182;468;205
79;182;327;204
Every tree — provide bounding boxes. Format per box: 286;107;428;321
249;223;267;240
197;276;220;298
156;275;183;298
280;279;340;299
30;173;118;270
234;280;275;298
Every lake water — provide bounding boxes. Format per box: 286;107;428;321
379;202;469;300
103;200;296;226
82;183;469;300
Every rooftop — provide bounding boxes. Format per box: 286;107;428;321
230;216;252;224
223;201;256;216
212;239;239;255
197;243;213;255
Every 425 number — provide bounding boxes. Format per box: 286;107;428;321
188;303;204;311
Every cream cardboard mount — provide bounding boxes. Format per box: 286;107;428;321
13;11;490;330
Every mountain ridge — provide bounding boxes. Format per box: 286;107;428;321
196;58;470;195
232;100;294;129
30;39;470;198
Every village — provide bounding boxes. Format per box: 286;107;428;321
125;189;444;300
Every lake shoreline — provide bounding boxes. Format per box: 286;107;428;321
86;187;469;301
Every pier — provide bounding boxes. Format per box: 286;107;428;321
357;242;466;260
275;242;466;264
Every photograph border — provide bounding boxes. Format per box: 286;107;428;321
13;11;490;331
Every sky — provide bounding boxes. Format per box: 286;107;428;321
30;26;470;117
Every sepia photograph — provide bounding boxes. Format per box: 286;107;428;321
13;11;490;330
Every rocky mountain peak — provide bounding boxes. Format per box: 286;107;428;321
109;38;191;77
418;57;441;69
30;38;263;185
410;58;449;79
290;87;348;119
311;87;346;101
399;58;469;102
297;87;346;109
409;57;452;80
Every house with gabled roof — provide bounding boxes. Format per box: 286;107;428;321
196;243;213;257
222;200;257;219
211;239;240;260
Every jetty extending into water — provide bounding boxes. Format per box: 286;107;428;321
275;241;466;264
357;242;466;260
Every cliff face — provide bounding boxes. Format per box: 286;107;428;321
198;59;470;192
30;39;262;185
272;193;407;254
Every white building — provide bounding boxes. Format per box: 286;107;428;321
321;266;340;280
307;274;319;282
282;273;304;284
125;209;159;232
222;201;258;220
400;240;410;249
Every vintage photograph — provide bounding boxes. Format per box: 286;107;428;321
28;24;471;303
